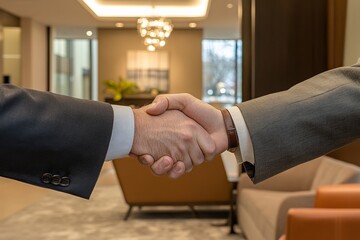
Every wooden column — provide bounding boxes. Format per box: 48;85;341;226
327;0;348;69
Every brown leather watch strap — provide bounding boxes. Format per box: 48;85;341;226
221;109;239;152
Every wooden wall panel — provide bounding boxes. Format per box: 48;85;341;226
327;0;348;69
242;0;328;98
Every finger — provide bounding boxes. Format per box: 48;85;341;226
168;161;186;178
146;95;170;115
181;153;193;173
129;153;138;159
150;94;216;133
162;93;193;111
151;156;175;175
188;141;205;166
138;154;155;165
146;93;196;116
196;127;217;161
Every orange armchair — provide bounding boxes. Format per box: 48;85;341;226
281;184;360;240
112;155;232;219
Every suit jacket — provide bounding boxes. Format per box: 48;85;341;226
0;85;113;199
238;62;360;183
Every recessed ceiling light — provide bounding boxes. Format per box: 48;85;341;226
115;22;124;28
80;0;210;18
189;22;197;28
227;3;233;9
86;30;93;36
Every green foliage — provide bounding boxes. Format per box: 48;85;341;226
104;77;139;101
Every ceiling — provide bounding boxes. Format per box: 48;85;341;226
0;0;241;39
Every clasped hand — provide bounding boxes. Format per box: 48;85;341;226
130;94;228;178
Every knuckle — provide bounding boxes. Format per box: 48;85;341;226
180;131;193;143
177;144;186;154
205;142;216;160
209;143;217;155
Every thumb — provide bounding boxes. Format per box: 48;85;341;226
146;95;169;116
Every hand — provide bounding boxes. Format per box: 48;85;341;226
148;93;228;153
137;94;228;178
130;106;216;173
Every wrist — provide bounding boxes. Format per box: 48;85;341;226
131;109;145;154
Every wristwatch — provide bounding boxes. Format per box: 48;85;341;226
220;108;239;153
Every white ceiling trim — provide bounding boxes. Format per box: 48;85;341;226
79;0;210;18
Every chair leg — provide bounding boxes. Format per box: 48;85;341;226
189;205;199;218
228;182;238;234
228;200;236;234
124;205;133;220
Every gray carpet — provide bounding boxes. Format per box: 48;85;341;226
0;185;245;240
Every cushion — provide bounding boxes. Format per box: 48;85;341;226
311;156;360;190
239;189;315;240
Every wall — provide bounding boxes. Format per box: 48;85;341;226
98;29;203;101
343;0;360;65
20;18;47;91
328;0;360;165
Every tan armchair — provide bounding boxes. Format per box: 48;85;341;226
237;156;360;240
112;154;232;219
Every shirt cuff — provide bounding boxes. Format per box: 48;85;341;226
227;106;255;165
105;105;134;161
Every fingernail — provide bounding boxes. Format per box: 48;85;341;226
161;159;171;168
175;164;183;172
140;157;150;165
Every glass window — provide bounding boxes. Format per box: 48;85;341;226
52;39;91;99
50;28;98;100
202;40;242;107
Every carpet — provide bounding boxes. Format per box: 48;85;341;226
0;185;245;240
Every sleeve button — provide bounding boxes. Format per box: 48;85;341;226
41;173;53;184
51;175;62;186
60;177;70;187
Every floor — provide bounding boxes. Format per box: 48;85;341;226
0;161;117;221
0;162;244;240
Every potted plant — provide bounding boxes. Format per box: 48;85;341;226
104;77;139;102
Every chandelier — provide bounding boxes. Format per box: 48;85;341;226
137;17;173;51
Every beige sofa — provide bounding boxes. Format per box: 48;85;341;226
237;156;360;240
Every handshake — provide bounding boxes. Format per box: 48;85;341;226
130;93;231;178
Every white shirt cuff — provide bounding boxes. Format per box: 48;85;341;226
105;105;134;161
227;106;255;165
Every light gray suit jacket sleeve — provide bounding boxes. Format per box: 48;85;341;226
238;63;360;183
0;85;114;198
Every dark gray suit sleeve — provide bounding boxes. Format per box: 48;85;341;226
0;85;114;199
238;63;360;183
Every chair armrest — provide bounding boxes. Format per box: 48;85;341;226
238;159;322;192
274;191;316;239
283;208;360;240
315;184;360;208
238;169;313;192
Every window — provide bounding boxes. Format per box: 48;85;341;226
50;28;98;100
202;40;242;107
